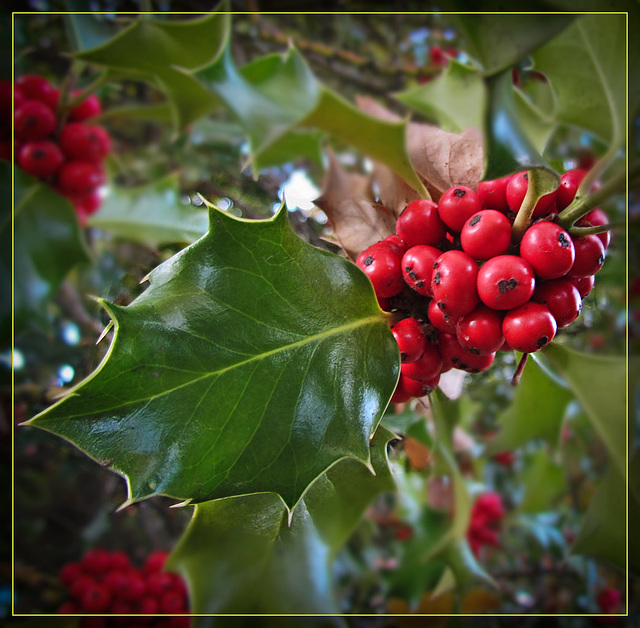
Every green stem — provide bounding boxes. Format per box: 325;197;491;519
576;144;619;200
56;60;87;130
65;70;110;111
567;221;625;237
557;162;637;228
511;170;539;243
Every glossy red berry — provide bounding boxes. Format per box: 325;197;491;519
401;342;443;382
556;168;586;210
57;162;105;197
427;297;459;334
391;375;413;403
402;371;440;397
519;222;575;279
15;74;56;104
59;561;83;587
392;317;426;363
380;234;409;256
438;186;483;233
532;279;582;328
477;255;535;310
439;333;495;373
460;209;512;261
356;243;404;298
569;234;605;278
502;302;557;353
81;583;112;613
14;100;57;141
477;175;512;213
396;199;446;247
401;244;440;296
506;171;556;218
18;140;64;178
159;591;187;614
569;274;595;298
72;191;102;224
69;93;102;121
456;304;504;354
81;547;112;575
60;122;111;163
144;550;169;574
577;207;611;249
431;250;479;317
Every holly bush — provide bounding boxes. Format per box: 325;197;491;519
8;5;639;624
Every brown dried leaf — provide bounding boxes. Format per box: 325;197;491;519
314;150;396;260
356;95;484;203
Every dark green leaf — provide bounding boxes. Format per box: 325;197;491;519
514;83;556;155
394;59;486;134
29;205;399;509
532;14;626;147
484;69;559;184
518;449;566;513
64;8;118;52
542;343;625;477
572;465;626;572
94;102;174;124
487;353;573;454
252;128;324;171
451;13;574;77
87;173;209;247
6;165;91;338
166;428;395;619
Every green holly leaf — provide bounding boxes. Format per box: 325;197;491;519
487;353;573;454
198;45;427;196
542;343;626;477
64;6;119;52
514;82;556;155
484;69;559;186
518;449;566;513
166;428;395;619
28;205;399;510
4;165;91;339
394;59;486;134
451;13;575;77
73;13;229;129
532;14;626;147
87;173;209;247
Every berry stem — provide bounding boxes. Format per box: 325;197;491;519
65;70;110;111
568;221;625;238
511;353;528;386
56;60;87;129
558;160;639;228
510;170;539;243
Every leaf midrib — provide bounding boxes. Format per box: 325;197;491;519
49;314;387;419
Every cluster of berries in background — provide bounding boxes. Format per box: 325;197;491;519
4;74;110;224
57;547;189;626
466;492;505;557
356;167;610;403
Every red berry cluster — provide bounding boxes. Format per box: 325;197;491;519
466;492;505;556
5;74;110;224
356;168;609;403
57;548;189;626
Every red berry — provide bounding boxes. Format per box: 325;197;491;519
569;274;595;298
401;342;443;382
59;561;83;587
556;168;586;210
569;234;605;278
427;297;459;334
72;190;103;223
401;244;441;296
392;317;427;363
109;551;131;571
401;371;439;397
477;255;535;310
431;250;479;317
456;304;504;354
135;595;160;614
144;551;169;574
146;571;176;597
506;171;556;217
356;243;404;298
439;333;495;373
477;176;512;213
57;162;105;197
15;74;56;104
18;140;64;178
103;569;132;599
390;375;413;403
532;279;582;328
81;583;112;613
430;45;447;67
474;492;505;521
502;302;557;353
159;591;187;614
121;573;147;601
396;199;446;247
70;575;97;601
14;100;57;141
380;234;409;256
460;209;512;261
70;93;102;121
519;222;575;279
81;547;112;575
60;122;111;163
438;186;483;233
577;207;611;249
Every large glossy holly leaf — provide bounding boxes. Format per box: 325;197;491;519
394;59;486;134
514;81;557;156
450;12;574;77
28;204;399;510
87;174;209;247
73;13;229;128
166;428;395;621
6;165;91;338
484;69;559;187
532;14;626;148
542;343;626;477
571;465;630;574
486;353;573;454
